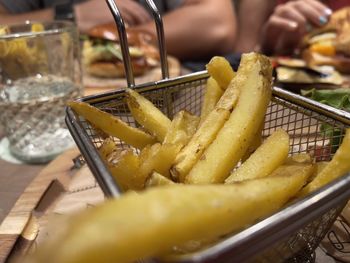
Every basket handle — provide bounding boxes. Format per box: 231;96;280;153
143;0;169;80
105;0;169;89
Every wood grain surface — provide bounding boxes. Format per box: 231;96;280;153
0;147;80;263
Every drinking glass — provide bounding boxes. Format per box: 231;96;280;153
0;21;82;163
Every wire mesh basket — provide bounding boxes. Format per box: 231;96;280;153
66;0;350;262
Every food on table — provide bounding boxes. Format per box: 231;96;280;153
29;172;311;263
126;88;171;142
82;23;159;78
185;53;272;184
301;88;350;112
68;100;156;150
273;57;344;86
301;7;350;74
40;52;350;263
205;55;235;90
225;128;290;183
172;56;239;182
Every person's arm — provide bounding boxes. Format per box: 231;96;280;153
0;3;53;24
74;0;151;33
0;0;150;34
134;0;237;60
234;0;276;53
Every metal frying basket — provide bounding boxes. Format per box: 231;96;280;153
65;0;350;262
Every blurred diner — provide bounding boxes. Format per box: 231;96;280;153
0;0;237;61
235;0;350;56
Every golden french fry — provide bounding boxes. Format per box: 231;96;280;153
298;129;350;197
68;101;156;150
106;148;140;191
145;171;175;188
172;70;240;182
225;129;289;183
163;110;199;146
31;172;308;263
138;143;179;181
98;138;118;161
241;120;264;162
316;161;329;173
269;163;315;179
185;53;272;184
206;56;235;90
126;88;171;142
200;77;223;123
31;23;44;32
284;153;313;165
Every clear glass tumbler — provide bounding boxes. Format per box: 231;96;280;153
0;21;82;163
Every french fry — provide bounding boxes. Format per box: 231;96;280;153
225;129;290;183
145;171;175;188
206;56;235;90
284;153;313;165
31;23;44;32
108;149;141;191
269;163;316;179
153;144;180;178
200;77;223;123
172;69;240;182
298;128;350;197
163;110;199;146
241;120;264;162
135;142;179;186
31;172;309;263
98;138;118;161
185;53;272;184
126;88;171;142
68;101;156;149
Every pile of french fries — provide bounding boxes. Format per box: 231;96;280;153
31;53;350;263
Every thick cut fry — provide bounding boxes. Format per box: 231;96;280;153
136;143;179;186
145;171;175;188
172;71;240;182
163;110;199;146
98;138;117;161
200;77;223;123
126;88;171;142
68;101;156;149
241;120;264;162
225;129;290;183
298;129;350;197
108;149;141;191
32;172;309;263
185;53;272;184
284;153;313;165
269;163;315;179
206;56;235;90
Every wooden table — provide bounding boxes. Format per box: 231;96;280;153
0;127;45;224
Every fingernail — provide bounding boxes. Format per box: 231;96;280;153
319;16;328;25
289;21;298;29
325;8;333;16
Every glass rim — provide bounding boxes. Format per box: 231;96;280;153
0;20;76;40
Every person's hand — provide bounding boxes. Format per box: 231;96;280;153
261;0;333;55
75;0;151;33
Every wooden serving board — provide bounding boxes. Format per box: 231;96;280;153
0;148;81;263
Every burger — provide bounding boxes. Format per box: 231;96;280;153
82;23;159;78
301;7;350;74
